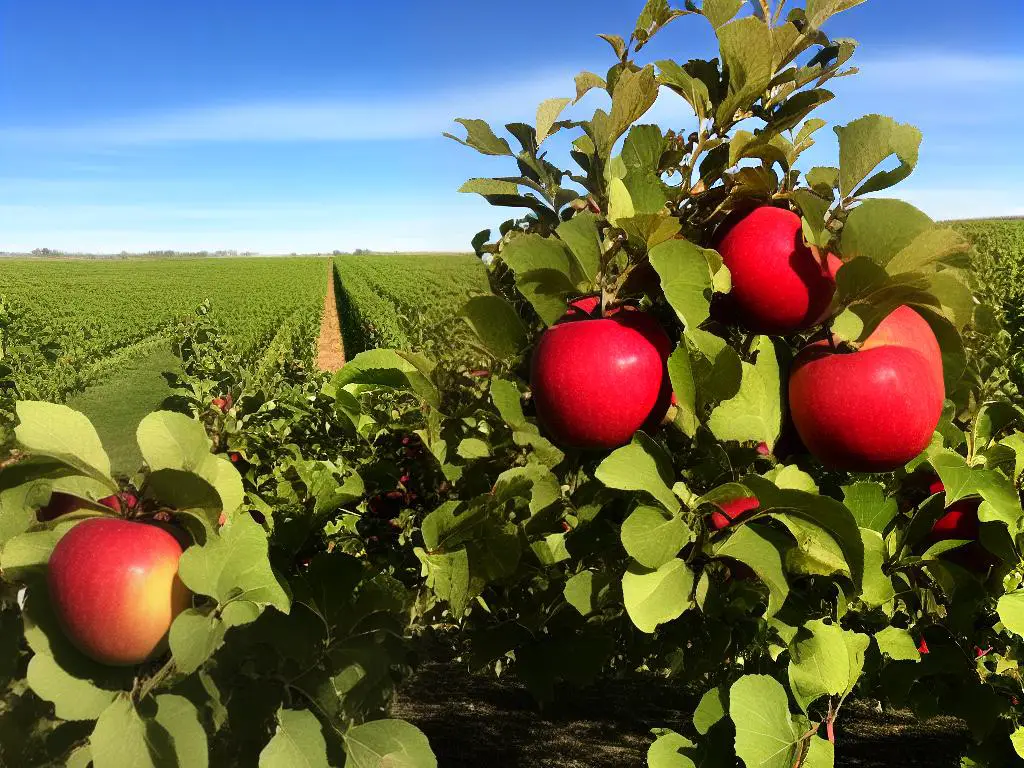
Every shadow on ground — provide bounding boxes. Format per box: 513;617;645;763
392;664;968;768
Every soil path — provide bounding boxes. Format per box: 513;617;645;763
392;664;968;768
316;260;346;372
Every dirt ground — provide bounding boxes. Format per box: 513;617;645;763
392;664;968;768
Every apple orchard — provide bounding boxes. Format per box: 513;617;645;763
4;1;1024;766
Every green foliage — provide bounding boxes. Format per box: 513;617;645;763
333;254;489;357
0;257;326;403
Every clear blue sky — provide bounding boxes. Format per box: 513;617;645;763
1;1;1021;253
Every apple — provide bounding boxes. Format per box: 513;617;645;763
922;476;992;571
37;491;123;522
47;518;192;666
530;305;672;449
788;305;944;471
709;496;759;531
918;637;930;655
715;206;840;334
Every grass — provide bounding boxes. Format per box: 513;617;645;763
66;345;181;475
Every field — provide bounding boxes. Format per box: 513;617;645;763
333;253;490;355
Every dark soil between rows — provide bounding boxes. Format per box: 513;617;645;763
392;664;968;767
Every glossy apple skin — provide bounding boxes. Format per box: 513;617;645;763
710;496;760;531
789;306;944;472
715;206;838;334
922;477;992;570
47;518;192;666
531;310;671;449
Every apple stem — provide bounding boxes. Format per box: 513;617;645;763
136;657;177;702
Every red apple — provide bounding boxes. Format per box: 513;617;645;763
918;637;930;655
788;305;944;471
47;518;192;665
922;477;992;570
709;496;759;531
37;491;121;522
715;206;838;334
531;308;672;449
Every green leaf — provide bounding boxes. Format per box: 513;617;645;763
595;436;680;512
556;212;603;284
667;344;699;437
26;653;119;720
788;620;868;713
997;591;1024;639
490;378;528;430
169;607;227;675
693;686;729;735
136;411;211;472
835;115;921;199
859;529;895;607
335;349;440;410
258;708;329;768
456;438;490;460
1;520;77;581
716;16;774;126
708;336;783;449
444;118;512;156
458;178;520;198
14;402;114;490
649;238;718;331
154;695;208;768
842;482;898;533
536;97;571;145
874;626;921;662
563;570;611;617
703;0;743;28
656;59;711;120
712;524;789;616
805;0;869;28
461;296;528;361
178;513;290;614
343;719;437;768
621;505;691;569
804;736;836;768
574;71;606;102
730;675;802;768
90;696;175;768
415;547;472;617
622;558;694;633
841;198;934;267
647;729;697;768
687;328;742;408
597;66;660;157
885;227;970;276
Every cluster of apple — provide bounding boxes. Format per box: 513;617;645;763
530;204;958;544
37;491;192;666
531;204;945;468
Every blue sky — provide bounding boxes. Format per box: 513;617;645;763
1;0;1021;253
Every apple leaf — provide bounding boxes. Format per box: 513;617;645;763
835;114;921;199
712;524;789;616
90;696;176;768
842;482;898;533
667;343;699;437
860;529;895;607
787;619;869;713
840;199;934;268
335;349;440;410
414;547;472;618
178;513;290;615
649;238;718;332
563;570;612;617
874;626;921;662
620;505;692;569
136;411;212;473
999;591;1024;639
693;686;729;736
26;653;119;721
258;707;329;768
708;336;784;449
716;16;774;126
461;296;529;362
595;435;680;513
154;695;208;768
343;718;438;768
14;402;115;491
536;97;571;145
556;211;603;283
622;558;694;633
0;519;79;582
596;66;659;158
647;729;697;768
169;607;228;675
729;675;804;768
